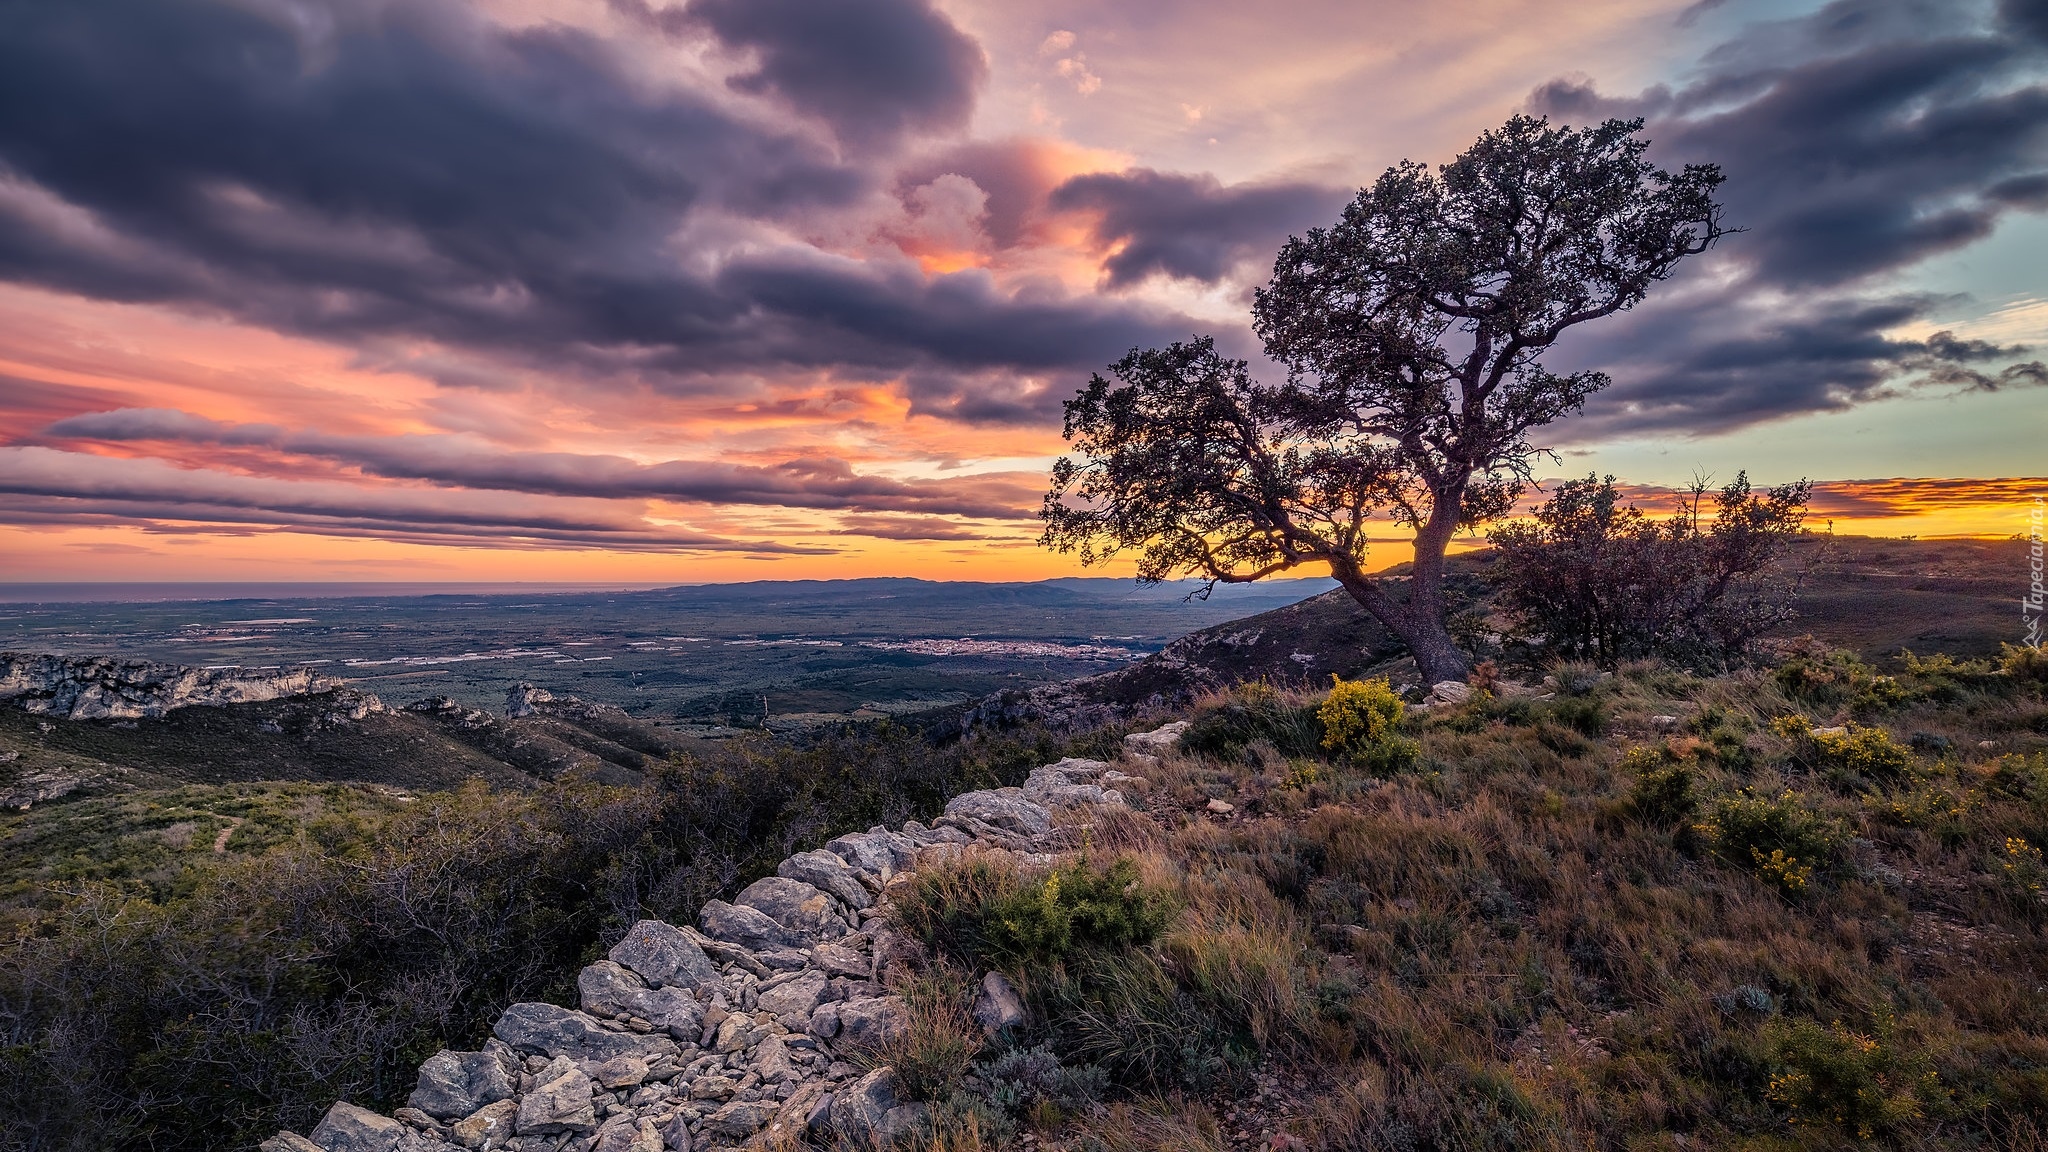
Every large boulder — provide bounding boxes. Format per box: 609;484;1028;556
576;961;706;1041
607;920;719;990
808;941;872;979
492;1002;677;1065
699;899;805;951
513;1056;598;1136
735;876;849;940
310;1102;404;1152
943;789;1052;837
406;1048;516;1120
1122;722;1187;754
779;849;875;908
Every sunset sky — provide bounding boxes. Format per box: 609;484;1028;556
0;0;2043;582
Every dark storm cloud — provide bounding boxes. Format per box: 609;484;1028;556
42;408;1044;519
1528;0;2048;435
1048;170;1349;288
679;0;986;148
0;0;1170;394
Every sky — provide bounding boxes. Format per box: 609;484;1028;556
0;0;2043;582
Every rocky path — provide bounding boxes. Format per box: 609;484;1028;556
263;745;1154;1152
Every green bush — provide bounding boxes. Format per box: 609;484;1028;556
1180;682;1323;759
1765;1007;1946;1142
1986;753;2048;807
1693;788;1846;894
897;856;1176;974
1319;677;1403;754
1809;724;1917;788
1623;746;1696;827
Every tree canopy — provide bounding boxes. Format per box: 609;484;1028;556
1043;115;1730;684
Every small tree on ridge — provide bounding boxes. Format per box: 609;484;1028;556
1041;115;1730;684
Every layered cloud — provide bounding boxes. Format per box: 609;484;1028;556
0;0;2038;575
1536;0;2048;436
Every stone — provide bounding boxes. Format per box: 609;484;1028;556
409;1049;516;1120
262;1135;325;1152
943;789;1052;837
809;942;871;979
835;996;909;1049
771;1081;832;1140
450;1100;518;1150
1650;715;1682;729
513;1056;598;1135
756;969;827;1024
711;1012;761;1054
1122;722;1187;754
823;832;898;881
595;1055;648;1090
778;849;874;909
1425;680;1471;706
970;972;1025;1034
735;876;849;940
608;921;720;991
658;1112;692;1152
577;962;705;1042
1206;798;1234;814
311;1102;406;1152
879;1103;929;1141
808;1002;842;1039
829;1068;901;1143
753;1035;797;1084
493;1003;678;1065
706;1099;777;1139
591;1116;663;1152
699;899;804;951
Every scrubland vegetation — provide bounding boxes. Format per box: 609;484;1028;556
0;723;1092;1151
4;583;2045;1150
868;647;2048;1152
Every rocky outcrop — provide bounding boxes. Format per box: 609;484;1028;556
0;652;380;722
264;751;1149;1152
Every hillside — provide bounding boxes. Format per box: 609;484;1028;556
1;539;2042;1152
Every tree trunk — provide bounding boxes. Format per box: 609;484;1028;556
1329;559;1473;686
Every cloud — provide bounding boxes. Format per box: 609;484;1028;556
1048;169;1349;287
43;408;1045;518
0;446;829;553
681;0;987;149
1528;0;2048;435
0;0;1179;398
832;514;1000;540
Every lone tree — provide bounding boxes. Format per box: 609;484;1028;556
1041;116;1730;684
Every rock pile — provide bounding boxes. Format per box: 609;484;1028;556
264;751;1153;1152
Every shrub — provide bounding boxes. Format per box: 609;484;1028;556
2002;837;2046;903
1866;783;1974;843
1986;753;2048;806
2000;642;2048;682
1180;682;1322;760
971;1044;1107;1120
1488;472;1810;667
1039;950;1251;1093
1809;724;1917;788
1765;1007;1946;1141
896;855;1176;974
1623;745;1696;827
1693;789;1846;894
1548;660;1605;696
1319;677;1403;755
872;966;984;1102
